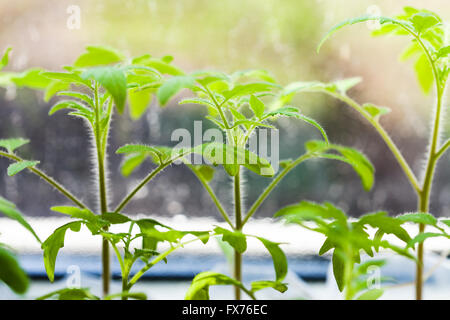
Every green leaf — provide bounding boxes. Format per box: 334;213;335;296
104;292;147;300
0;196;41;243
11;68;52;89
0;47;12;71
179;97;215;108
409;12;439;34
251;280;288;293
185;271;254;300
0;246;29;294
305;140;375;191
37;288;99;300
441;220;450;228
0;138;29;153
362;103;391;121
332;248;346;292
73;45;124;68
102;212;130;225
407;232;444;248
193;165;215;182
319;238;334;255
275;200;347;225
157;75;195;105
133;55;184;76
51;206;98;223
355;288;384;300
436;46;450;59
82;67;127;113
214;227;247;254
128;88;152;120
7;160;39;176
414;54;434;94
120;153;146;177
223;82;281;101
256;237;288;282
42;72;90;87
48;100;93;117
44;81;70;102
57;91;95;108
249;95;265;118
42;221;82;282
358;212;411;243
136;219;209;250
317;15;411;53
397;212;437;226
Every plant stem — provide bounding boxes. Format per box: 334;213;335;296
330;92;421;193
233;167;243;300
0;151;88;209
187;164;234;229
93;83;110;297
114;163;170;213
243;153;312;225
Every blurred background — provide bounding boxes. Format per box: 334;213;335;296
0;0;449;221
0;0;449;300
0;0;449;220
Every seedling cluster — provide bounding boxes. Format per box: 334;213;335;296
0;6;448;300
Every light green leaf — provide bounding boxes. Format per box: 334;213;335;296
37;288;99;300
0;138;29;154
223;82;281;101
129;88;152;120
358;212;411;243
48;100;93;117
82;67;127;113
355;288;384;300
305;140;374;191
157;75;195;105
275;200;347;224
414;54;434;94
73;45;124;68
251;280;288;293
362;103;391;121
42;72;91;87
0;246;29;294
44;81;70;102
42;221;83;282
120;153;146;177
185;271;254;300
409;12;440;34
214;227;247;254
256;237;288;282
397;212;437;226
249;95;265;118
11;68;52;89
0;47;12;71
193;165;215;182
407;232;444;248
0;196;40;243
7;160;39;176
318;15;411;53
332;248;346;292
104;292;147;300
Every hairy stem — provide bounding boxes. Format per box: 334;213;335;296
0;151;88;209
114;163;170;213
93;83;110;297
329;92;421;193
243;153;312;226
187;164;234;229
233;168;243;300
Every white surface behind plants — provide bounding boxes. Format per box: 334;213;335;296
0;216;449;300
0;216;448;255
